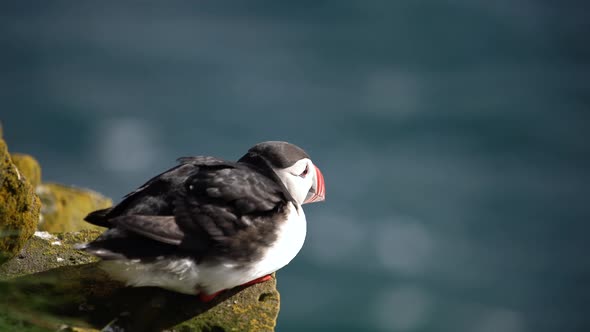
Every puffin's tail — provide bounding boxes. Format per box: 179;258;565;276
84;207;113;228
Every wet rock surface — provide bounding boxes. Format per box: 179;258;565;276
0;230;280;331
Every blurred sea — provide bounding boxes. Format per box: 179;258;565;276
1;1;589;331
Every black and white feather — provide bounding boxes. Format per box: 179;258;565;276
80;141;325;295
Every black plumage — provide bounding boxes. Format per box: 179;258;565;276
83;147;304;265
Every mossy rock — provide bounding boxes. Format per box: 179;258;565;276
0;138;41;265
36;183;111;233
11;153;42;188
0;230;100;280
0;230;280;331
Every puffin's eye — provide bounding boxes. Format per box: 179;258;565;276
299;165;309;177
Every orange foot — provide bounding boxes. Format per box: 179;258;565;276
198;290;224;303
241;274;273;287
198;275;273;302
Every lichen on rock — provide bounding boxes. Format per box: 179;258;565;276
0;230;280;331
11;153;42;189
7;145;111;233
36;183;111;233
0;138;41;265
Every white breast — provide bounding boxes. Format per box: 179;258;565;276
100;203;307;295
198;203;307;293
248;203;307;275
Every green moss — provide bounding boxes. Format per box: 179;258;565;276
0;311;53;332
36;183;111;233
0;230;101;279
167;276;279;332
11;153;42;188
0;138;40;265
0;230;280;331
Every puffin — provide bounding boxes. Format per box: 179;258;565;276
79;141;325;301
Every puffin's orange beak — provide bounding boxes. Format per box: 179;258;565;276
304;165;325;204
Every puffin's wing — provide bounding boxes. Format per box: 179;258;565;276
108;215;183;245
179;166;283;227
170;165;287;257
83;158;287;260
84;156;232;228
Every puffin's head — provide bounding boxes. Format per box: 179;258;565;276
238;141;325;206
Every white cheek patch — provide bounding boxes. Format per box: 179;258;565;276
287;159;311;177
275;159;315;205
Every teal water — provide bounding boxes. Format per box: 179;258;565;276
1;1;589;331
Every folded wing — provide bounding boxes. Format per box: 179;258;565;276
82;156;289;262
